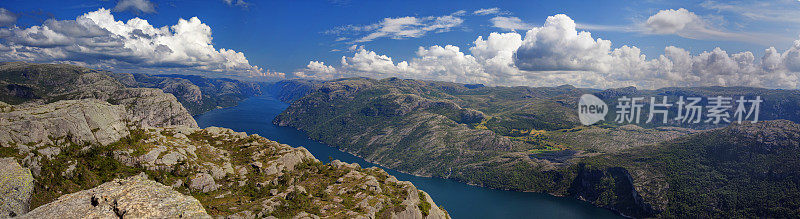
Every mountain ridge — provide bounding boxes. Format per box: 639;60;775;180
272;77;800;218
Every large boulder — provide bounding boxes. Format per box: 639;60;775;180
0;158;34;218
20;173;210;218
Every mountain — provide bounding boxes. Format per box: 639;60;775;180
105;71;267;115
0;63;448;218
594;86;800;129
0;62;267;115
577;120;800;218
272;78;685;184
0;62;197;128
273;77;800;218
268;79;321;103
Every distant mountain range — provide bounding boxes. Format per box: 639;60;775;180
0;62;268;115
272;77;800;218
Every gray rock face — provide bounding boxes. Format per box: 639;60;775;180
0;62;198;129
110;88;198;128
387;181;447;219
190;173;219;193
0;158;34;218
0;99;130;148
104;71;266;115
262;147;316;176
21;173;210;219
0;90;197;149
158;78;203;104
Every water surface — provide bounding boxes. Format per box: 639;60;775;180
195;95;622;219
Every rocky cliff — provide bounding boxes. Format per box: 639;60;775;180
1;62;266;116
272;77;800;218
0;96;447;218
268;79;321;103
106;72;267;115
0;62;198;128
578;120;800;218
0;99;130;148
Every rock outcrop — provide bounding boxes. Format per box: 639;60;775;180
0;99;129;148
109;88;197;128
0;63;448;218
20;173;210;219
105;71;267;115
0;98;448;218
0;62;198;127
105;125;449;218
0;158;34;218
0;95;195;150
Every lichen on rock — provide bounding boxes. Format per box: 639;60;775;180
0;158;34;218
20;173;210;219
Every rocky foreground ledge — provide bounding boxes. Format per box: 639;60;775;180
0;99;449;218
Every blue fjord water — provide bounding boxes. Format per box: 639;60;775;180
194;95;622;219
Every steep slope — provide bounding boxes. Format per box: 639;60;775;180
0;97;448;218
0;62;197;128
273;78;687;192
577;120;800;218
268;79;322;103
1;62;266;116
273;77;800;217
108;73;267;115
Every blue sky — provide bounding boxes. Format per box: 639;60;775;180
1;0;799;89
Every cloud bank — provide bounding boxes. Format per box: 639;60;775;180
297;14;800;89
0;8;283;81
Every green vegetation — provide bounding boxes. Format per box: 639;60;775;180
29;137;144;208
274;77;800;218
0;146;22;159
579;120;800;218
273;78;673;194
2;125;437;217
417;191;431;217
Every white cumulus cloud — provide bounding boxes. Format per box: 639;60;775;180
643;8;771;43
297;13;800;89
645;8;700;34
0;8;283;81
514;14;613;72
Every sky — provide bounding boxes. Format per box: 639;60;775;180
1;0;799;89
